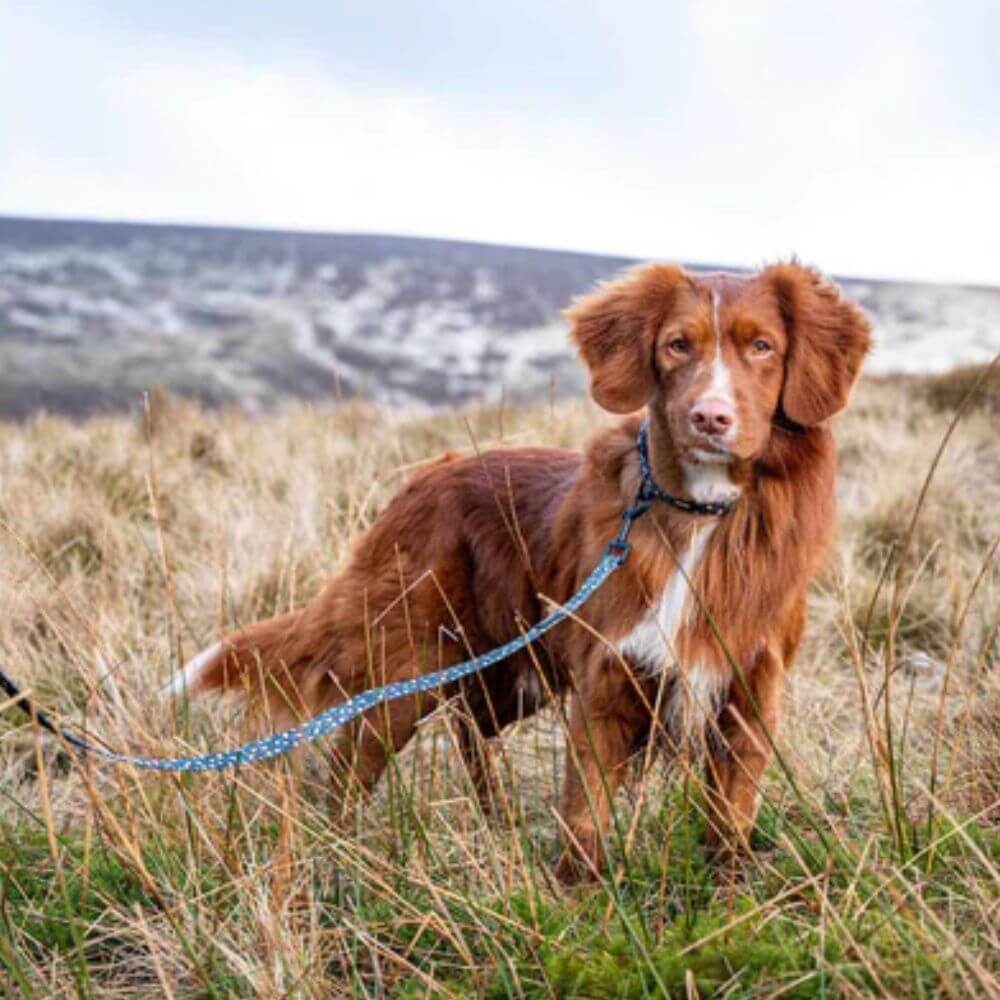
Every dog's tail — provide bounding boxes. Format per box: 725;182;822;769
161;611;326;721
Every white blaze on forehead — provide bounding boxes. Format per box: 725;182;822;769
707;290;735;407
711;289;722;344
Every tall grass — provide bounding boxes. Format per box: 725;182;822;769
0;368;997;997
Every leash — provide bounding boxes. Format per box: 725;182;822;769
0;423;732;773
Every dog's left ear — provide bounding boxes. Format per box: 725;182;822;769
764;263;872;426
565;264;691;413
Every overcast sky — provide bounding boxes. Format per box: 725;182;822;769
1;1;997;284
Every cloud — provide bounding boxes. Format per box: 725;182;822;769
1;1;998;284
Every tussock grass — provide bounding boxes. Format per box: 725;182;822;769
0;367;997;997
916;363;1000;417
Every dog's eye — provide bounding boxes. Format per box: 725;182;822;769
752;339;772;354
668;337;690;355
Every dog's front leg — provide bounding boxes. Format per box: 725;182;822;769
703;646;784;858
555;659;649;883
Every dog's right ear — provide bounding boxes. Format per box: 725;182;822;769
565;264;691;413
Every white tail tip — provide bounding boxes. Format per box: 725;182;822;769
160;642;223;700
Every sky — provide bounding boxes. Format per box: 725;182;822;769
1;1;998;284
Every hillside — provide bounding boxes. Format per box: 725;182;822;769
2;215;998;419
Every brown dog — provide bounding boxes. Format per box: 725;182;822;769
166;261;870;877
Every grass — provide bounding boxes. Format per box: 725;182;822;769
0;365;997;997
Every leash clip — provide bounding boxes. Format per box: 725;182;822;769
605;537;632;563
606;492;653;564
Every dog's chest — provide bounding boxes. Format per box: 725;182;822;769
616;525;728;740
618;525;715;672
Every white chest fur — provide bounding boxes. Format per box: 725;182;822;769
618;524;715;672
616;524;728;743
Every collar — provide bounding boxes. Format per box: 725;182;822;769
772;409;809;436
636;421;736;517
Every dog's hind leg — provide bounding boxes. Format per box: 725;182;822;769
327;683;428;825
453;666;551;821
452;709;506;817
356;698;422;789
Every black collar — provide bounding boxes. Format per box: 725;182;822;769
636;421;736;517
772;409;809;436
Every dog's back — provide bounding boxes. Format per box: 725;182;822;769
168;444;584;791
165;259;870;874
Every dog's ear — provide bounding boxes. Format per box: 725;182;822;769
565;264;691;413
764;262;872;426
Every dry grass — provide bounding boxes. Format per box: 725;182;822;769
0;367;997;998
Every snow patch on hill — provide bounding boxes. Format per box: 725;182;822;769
0;217;996;419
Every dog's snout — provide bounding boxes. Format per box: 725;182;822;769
690;397;734;437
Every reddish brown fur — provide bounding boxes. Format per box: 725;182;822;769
182;261;871;876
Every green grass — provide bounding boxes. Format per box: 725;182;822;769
3;796;994;998
0;367;998;996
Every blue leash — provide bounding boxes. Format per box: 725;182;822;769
0;423;731;773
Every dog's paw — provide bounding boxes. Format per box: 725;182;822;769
702;825;757;870
552;832;604;885
702;840;741;868
554;854;601;886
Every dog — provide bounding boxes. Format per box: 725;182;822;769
165;260;871;878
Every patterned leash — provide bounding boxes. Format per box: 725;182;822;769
0;423;731;773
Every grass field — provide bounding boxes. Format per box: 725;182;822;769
0;365;997;998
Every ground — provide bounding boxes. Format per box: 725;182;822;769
0;365;997;998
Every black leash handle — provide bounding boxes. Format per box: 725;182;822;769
0;669;90;753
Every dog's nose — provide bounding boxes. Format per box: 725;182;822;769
690;398;735;437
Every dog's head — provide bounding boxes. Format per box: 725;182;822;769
566;261;871;464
